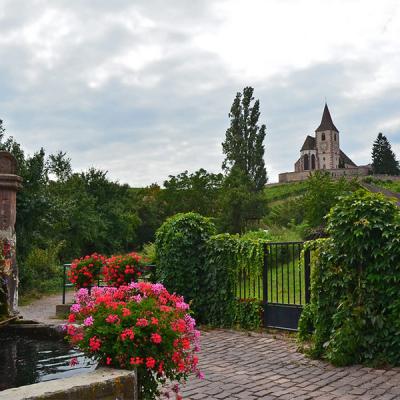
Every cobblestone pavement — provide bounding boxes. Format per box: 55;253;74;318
18;296;400;399
180;330;400;400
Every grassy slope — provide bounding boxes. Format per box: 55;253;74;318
264;181;308;202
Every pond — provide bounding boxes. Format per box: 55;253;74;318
0;331;97;391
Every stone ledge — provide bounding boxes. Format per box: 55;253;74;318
0;368;137;400
56;303;72;318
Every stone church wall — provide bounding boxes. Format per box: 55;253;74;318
279;166;370;183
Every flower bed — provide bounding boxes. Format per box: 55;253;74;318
65;282;202;399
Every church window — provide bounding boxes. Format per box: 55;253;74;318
322;132;326;141
311;154;316;170
304;154;309;170
334;133;337;141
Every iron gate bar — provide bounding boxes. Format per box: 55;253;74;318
261;241;310;330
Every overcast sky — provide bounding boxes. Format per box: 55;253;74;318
1;0;400;185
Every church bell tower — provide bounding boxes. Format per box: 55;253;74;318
315;104;340;169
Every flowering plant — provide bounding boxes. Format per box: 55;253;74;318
66;282;202;399
102;252;144;287
68;253;105;289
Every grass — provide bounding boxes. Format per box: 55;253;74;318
264;181;308;202
237;261;306;305
362;177;400;193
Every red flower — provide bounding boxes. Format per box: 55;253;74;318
68;313;76;323
151;333;162;344
136;318;149;327
89;336;102;351
146;357;156;369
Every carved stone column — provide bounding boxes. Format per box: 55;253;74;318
0;152;22;316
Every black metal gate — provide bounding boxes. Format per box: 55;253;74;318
263;242;310;330
236;241;310;331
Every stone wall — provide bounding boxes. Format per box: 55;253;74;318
279;166;370;183
0;368;137;400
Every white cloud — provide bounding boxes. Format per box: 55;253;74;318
0;0;399;185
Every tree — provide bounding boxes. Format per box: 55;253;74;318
162;168;223;216
371;133;400;175
218;167;265;233
222;87;267;190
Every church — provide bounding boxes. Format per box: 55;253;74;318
279;104;370;183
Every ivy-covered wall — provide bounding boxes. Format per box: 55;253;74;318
299;190;400;366
155;213;263;329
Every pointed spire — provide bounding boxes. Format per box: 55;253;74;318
315;103;339;132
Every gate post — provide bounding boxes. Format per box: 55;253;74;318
304;248;311;304
262;243;268;303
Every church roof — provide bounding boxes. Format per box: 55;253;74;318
339;150;357;167
300;135;316;151
315;103;339;132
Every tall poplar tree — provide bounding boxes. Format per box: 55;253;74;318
371;133;400;175
222;87;267;191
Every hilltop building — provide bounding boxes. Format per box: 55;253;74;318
279;104;370;183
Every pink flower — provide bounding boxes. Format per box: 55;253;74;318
106;357;112;365
197;371;205;380
84;316;94;326
70;304;81;313
151;333;162;344
175;301;189;310
69;357;78;366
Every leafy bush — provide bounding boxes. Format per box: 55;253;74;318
68;253;105;289
155;213;216;322
298;191;400;366
102;252;144;287
141;242;157;264
235;299;262;330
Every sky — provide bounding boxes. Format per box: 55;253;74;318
1;0;400;186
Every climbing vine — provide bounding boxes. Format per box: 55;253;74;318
298;191;400;366
155;213;264;328
204;233;264;328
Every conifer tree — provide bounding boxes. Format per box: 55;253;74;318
371;133;400;175
222;87;267;191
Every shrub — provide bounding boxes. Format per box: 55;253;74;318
155;213;216;322
102;252;144;287
19;242;64;294
66;283;202;399
298;191;400;366
68;253;105;289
